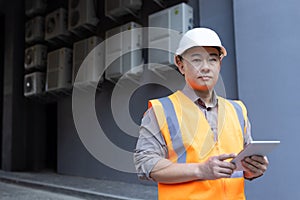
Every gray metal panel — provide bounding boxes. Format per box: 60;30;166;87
234;0;300;199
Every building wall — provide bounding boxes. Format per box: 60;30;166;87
199;0;238;99
234;0;300;199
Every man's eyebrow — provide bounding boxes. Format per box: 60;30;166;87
190;53;203;57
209;53;219;57
190;53;219;57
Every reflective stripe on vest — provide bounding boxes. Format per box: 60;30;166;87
158;97;187;163
228;100;245;137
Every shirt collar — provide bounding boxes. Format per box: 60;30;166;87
181;84;218;108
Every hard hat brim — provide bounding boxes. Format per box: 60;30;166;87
175;45;227;57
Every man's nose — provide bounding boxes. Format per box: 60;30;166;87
199;60;210;72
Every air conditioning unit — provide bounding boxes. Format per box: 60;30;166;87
73;36;104;88
46;48;73;91
24;72;45;97
25;0;47;17
25;16;45;44
68;0;99;35
148;3;193;70
45;8;71;45
24;44;47;71
105;0;142;19
105;22;143;82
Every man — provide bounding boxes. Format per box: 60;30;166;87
134;27;269;200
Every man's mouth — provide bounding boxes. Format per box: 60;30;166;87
198;76;212;81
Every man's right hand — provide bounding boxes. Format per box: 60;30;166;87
149;154;237;184
198;154;237;180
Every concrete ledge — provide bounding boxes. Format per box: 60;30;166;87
0;171;157;200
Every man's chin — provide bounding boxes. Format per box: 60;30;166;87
187;81;215;91
191;85;212;92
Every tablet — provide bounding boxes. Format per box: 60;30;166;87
231;141;280;171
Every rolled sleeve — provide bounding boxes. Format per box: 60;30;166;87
134;108;168;180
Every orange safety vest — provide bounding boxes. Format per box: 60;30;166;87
149;91;248;200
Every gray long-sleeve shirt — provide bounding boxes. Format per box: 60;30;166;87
134;85;252;180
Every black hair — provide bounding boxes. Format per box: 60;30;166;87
177;55;183;61
213;46;222;56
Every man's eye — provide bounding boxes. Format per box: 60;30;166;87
192;59;202;63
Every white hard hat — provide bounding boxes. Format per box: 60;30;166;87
175;27;227;57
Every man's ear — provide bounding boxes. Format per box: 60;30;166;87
175;55;185;75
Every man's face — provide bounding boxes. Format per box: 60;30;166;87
177;46;221;92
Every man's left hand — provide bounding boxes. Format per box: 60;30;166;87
242;155;269;179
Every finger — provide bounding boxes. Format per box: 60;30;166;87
217;173;232;178
244;157;268;171
218;167;234;175
218;153;237;161
242;158;266;174
218;160;237;170
242;160;263;174
249;155;269;165
215;169;234;178
211;166;233;179
244;157;260;168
